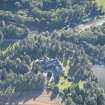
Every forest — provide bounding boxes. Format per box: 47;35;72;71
0;0;105;105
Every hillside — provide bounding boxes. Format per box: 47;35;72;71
0;0;105;105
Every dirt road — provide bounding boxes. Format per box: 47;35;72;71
74;17;105;32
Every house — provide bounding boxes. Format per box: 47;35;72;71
35;57;64;80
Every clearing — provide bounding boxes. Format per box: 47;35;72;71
2;90;64;105
96;0;105;9
57;76;72;91
92;65;105;90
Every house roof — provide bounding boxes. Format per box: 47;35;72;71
35;57;64;77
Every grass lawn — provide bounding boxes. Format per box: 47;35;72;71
64;60;70;76
57;77;72;91
96;0;105;9
61;59;70;76
78;80;86;89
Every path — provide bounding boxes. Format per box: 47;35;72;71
74;17;105;32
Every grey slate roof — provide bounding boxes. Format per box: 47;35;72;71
35;57;64;77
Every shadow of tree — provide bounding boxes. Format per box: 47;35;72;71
50;87;59;100
46;88;51;94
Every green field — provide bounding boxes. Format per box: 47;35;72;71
96;0;105;8
57;77;72;91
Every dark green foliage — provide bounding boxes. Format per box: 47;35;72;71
0;31;4;43
0;0;105;105
0;0;103;31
